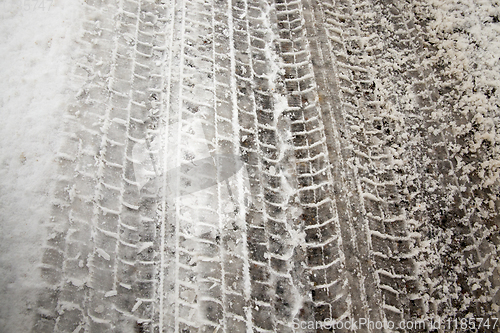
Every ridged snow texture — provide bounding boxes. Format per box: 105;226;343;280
33;0;499;332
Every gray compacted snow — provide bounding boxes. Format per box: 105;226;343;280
0;0;499;332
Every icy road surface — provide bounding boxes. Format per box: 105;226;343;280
0;0;499;332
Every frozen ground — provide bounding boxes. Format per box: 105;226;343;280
0;0;499;332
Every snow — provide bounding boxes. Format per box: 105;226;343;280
0;0;498;330
0;1;83;330
96;248;111;261
425;0;500;196
412;0;500;318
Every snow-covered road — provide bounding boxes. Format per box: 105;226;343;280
0;0;499;332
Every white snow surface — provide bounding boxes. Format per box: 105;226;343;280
0;1;83;330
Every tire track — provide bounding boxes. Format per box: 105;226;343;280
271;0;355;330
300;0;425;328
34;0;167;331
327;0;422;325
34;1;124;330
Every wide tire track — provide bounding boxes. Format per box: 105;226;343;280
34;1;167;332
